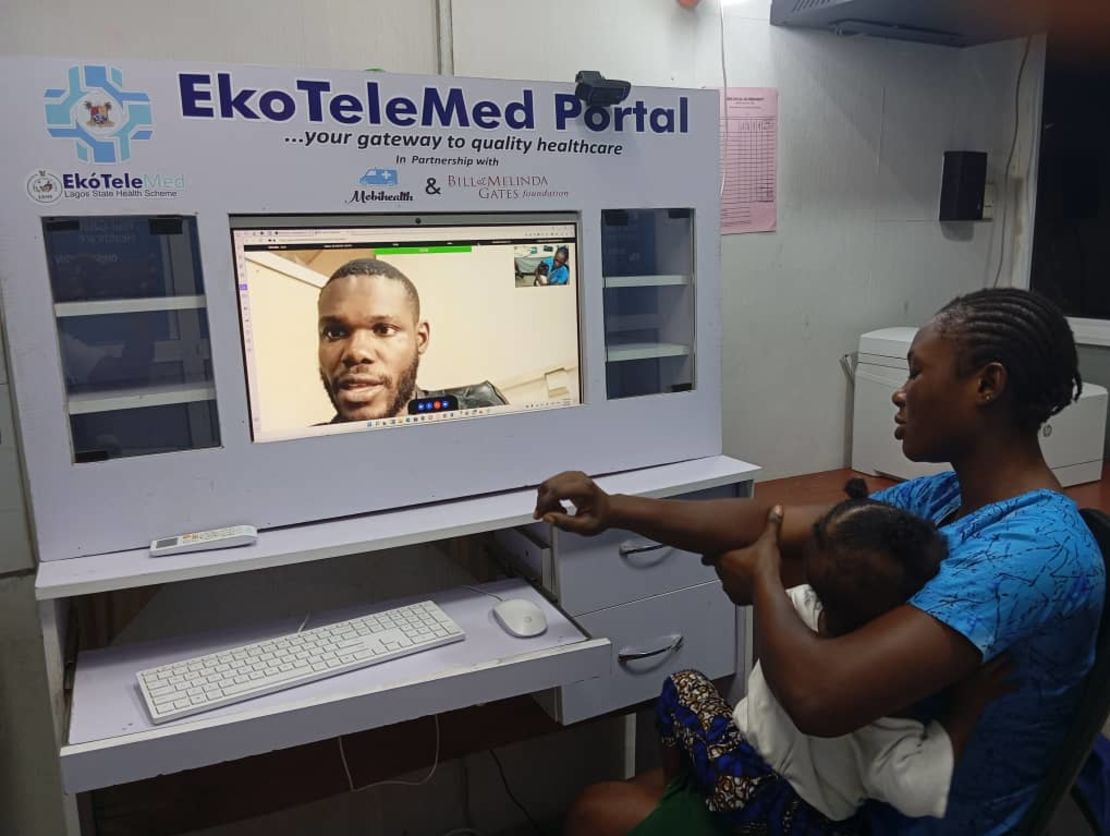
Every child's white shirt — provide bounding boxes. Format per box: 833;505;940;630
732;585;954;821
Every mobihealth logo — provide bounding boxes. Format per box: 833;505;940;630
44;65;153;163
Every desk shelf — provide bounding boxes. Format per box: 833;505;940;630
36;455;760;600
54;295;207;318
606;342;691;363
60;580;610;793
66;382;216;415
603;274;689;288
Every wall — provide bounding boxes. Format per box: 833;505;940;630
244;254;330;428
0;318;68;836
0;573;68;836
0;0;438;72
453;0;1040;479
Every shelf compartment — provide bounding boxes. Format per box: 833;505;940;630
67;382;216;415
606;343;691;363
603;275;689;289
55;295;207;318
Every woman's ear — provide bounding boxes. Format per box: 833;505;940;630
978;361;1008;406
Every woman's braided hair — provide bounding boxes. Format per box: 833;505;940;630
934;288;1081;431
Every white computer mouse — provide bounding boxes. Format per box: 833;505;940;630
492;598;548;638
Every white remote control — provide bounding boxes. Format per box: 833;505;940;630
149;525;258;557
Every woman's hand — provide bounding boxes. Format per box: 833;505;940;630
533;471;613;536
703;505;784;605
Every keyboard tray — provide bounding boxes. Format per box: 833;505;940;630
61;580;609;793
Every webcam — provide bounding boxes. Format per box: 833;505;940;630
574;71;631;107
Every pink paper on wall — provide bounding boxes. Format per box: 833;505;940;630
720;88;778;234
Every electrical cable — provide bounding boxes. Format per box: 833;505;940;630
992;35;1035;288
338;714;441;793
719;0;729;200
461;584;504;602
489;749;544;835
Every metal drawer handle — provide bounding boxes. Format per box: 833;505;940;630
619;540;669;558
618;634;684;663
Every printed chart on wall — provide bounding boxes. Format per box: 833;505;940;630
720;88;778;234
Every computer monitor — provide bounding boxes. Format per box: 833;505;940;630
231;214;581;443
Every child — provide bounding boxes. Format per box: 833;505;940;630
656;482;1013;834
533;261;550;286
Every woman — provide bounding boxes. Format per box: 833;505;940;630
534;289;1105;835
541;246;571;286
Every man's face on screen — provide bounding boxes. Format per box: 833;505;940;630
318;274;429;421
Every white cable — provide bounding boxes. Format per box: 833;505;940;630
341;719;485;836
460;584;504;602
840;351;857;384
296;613;310;633
719;0;729;200
338;714;441;793
435;0;454;76
338;734;355;791
992;35;1034;288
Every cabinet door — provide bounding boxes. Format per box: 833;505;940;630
602;209;694;399
42;215;219;462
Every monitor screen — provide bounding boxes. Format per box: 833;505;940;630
232;216;581;443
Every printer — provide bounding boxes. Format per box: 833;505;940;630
852;327;1108;487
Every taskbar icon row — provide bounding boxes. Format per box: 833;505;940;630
368;406;493;428
365;399;574;429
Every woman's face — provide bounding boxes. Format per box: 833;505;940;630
892;321;982;463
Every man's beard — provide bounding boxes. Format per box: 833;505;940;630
321;355;420;421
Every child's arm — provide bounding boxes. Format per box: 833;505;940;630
857;718;956;818
858;655;1016;818
938;655;1017;759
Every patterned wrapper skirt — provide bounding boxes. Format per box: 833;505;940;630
656;669;863;835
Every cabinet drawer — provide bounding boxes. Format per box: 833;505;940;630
544;581;736;725
492;526;554;594
552;485;735;615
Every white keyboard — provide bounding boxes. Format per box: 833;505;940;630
137;600;465;724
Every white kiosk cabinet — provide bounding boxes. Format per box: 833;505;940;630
0;57;757;833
